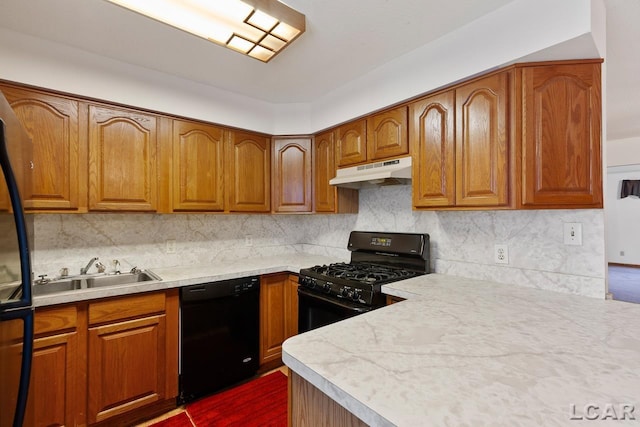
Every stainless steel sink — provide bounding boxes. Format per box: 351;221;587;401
32;271;161;296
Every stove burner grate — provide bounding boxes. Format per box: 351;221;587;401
308;262;418;285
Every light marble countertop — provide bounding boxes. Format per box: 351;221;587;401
283;274;640;426
32;253;337;307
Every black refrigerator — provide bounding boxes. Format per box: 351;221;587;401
0;90;34;427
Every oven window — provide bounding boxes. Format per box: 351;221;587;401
298;288;371;333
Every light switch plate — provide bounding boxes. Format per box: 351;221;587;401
563;223;582;246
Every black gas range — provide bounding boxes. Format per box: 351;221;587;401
298;231;430;332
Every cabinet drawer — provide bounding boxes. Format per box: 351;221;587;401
89;292;166;325
35;305;78;335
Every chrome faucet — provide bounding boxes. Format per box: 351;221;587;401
80;257;99;275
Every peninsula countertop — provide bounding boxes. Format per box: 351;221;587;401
282;274;640;426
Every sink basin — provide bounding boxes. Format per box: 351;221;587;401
33;271;161;296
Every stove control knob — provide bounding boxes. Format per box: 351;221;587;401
323;283;331;293
340;288;349;298
309;278;317;289
351;290;361;301
301;277;311;287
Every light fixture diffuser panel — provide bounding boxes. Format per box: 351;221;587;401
103;0;305;62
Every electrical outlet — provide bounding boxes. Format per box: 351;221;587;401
494;244;509;264
165;239;176;254
563;223;583;246
245;235;253;247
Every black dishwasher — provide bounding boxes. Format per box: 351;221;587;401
179;276;260;404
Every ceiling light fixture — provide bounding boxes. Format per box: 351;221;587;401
104;0;305;63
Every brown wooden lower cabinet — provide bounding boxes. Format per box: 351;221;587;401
88;314;167;423
23;290;178;426
289;371;367;427
26;305;82;427
259;273;299;369
386;295;406;305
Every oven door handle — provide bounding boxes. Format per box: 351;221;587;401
297;287;371;313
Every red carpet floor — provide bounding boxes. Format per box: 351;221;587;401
150;371;287;427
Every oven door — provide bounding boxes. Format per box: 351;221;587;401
298;287;373;333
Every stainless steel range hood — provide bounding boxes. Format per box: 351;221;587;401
329;156;412;189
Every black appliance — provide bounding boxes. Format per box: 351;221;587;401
298;231;429;332
0;92;34;427
178;276;260;404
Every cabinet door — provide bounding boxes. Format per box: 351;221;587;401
227;131;270;212
411;91;455;207
272;137;312;213
367;106;408;161
88;314;166;424
23;305;81;427
27;331;79;427
2;86;82;211
259;274;287;366
336;119;366;167
314;131;336;212
286;274;299;338
521;62;602;207
455;71;511;207
88;105;158;211
172;120;225;211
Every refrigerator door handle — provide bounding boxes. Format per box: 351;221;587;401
14;310;34;427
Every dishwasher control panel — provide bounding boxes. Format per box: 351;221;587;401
180;276;259;302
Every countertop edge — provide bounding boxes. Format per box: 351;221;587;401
282;345;394;427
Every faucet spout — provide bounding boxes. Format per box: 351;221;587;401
81;257;99;275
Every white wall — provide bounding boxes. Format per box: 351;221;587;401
0;28;276;134
0;0;602;135
311;0;600;131
606;164;640;265
605;138;640;265
608;137;640;166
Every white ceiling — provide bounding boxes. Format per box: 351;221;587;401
0;0;636;140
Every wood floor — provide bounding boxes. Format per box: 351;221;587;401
608;264;640;304
136;366;288;427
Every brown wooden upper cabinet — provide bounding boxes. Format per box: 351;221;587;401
227;131;270;212
455;71;511;207
520;61;602;208
272;137;312;213
366;106;409;161
172;120;225;212
88;104;158;212
336;108;408;168
411;71;511;208
313;130;358;213
336;119;367;167
411;91;456;208
1;85;83;211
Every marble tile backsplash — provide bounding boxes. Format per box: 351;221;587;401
31;184;606;298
